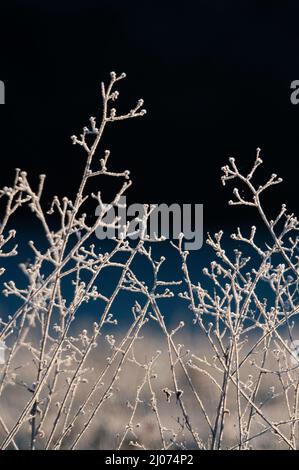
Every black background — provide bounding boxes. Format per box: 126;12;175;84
0;0;298;229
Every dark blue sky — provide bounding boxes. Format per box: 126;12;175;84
0;0;298;228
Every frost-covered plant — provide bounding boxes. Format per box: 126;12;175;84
175;150;299;449
0;74;299;450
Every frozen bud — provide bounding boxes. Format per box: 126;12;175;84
111;91;119;101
